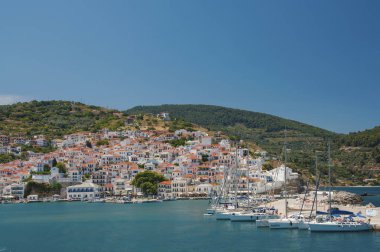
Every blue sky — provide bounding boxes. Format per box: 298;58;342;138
1;0;379;133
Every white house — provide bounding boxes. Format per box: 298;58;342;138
268;165;298;182
66;181;101;200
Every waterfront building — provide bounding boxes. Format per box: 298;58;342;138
2;183;25;199
172;178;187;198
66;181;101;200
158;180;172;199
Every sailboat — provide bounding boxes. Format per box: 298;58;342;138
215;147;244;220
268;128;303;229
299;155;319;230
231;174;279;222
308;142;372;232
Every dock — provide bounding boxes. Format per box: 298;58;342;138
262;195;380;231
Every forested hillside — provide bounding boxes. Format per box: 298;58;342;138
126;104;380;185
0;101;378;185
0;101;127;138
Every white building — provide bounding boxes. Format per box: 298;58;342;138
66;181;101;200
113;178;126;195
2;183;25;199
268;165;298;182
172;178;187;198
195;183;213;195
158;181;172;199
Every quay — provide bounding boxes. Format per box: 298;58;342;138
262;195;380;231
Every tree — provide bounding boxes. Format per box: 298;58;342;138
141;182;156;195
0;154;16;164
262;162;273;171
201;154;209;162
85;140;92;148
43;164;51;172
96;139;109;147
52;158;57;167
131;171;167;195
82;173;91;182
56;162;67;174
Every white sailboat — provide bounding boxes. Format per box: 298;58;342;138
230;207;279;222
308;216;372;232
268;129;302;229
215;147;244;220
299;155;320;230
308;142;373;232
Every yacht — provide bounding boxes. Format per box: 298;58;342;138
267;131;301;229
268;214;304;229
309;216;372;232
230;207;279;222
215;207;242;220
307;143;372;232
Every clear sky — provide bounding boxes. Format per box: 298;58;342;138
1;0;379;133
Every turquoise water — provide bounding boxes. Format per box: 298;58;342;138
1;199;380;252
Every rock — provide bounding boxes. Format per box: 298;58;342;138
332;190;363;205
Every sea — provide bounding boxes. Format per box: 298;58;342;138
1;187;380;252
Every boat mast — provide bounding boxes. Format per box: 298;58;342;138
234;146;239;208
315;154;318;215
284;127;288;218
328;141;332;221
309;154;319;220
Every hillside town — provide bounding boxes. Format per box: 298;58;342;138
0;114;298;203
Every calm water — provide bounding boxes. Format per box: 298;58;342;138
1;189;380;252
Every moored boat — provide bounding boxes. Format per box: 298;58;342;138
268;214;304;229
309;219;372;232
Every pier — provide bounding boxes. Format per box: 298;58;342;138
263;195;380;231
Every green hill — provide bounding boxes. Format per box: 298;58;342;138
126;104;380;185
126;105;337;152
0;101;378;185
0;100;127;138
339;126;380;148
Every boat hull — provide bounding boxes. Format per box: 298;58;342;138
298;221;310;230
230;214;258;222
269;219;299;229
255;215;281;227
256;219;270;227
215;212;238;220
309;222;372;232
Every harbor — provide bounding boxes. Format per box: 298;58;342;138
1;199;380;252
260;194;380;231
